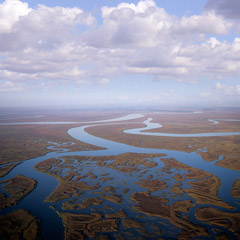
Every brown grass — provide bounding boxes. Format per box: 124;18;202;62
215;156;240;172
59;212;119;239
130;191;208;239
196;207;240;239
231;180;240;198
0;174;36;209
86;111;240;164
160;158;233;209
0;209;39;240
0;124;102;165
0;162;21;177
136;178;168;192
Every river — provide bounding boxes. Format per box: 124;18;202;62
0;114;240;239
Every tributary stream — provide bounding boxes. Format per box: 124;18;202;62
0;114;240;239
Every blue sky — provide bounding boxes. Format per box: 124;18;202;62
23;0;206;15
0;0;240;108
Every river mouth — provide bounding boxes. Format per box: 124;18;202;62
1;113;240;239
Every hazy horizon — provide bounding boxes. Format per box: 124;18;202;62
0;0;240;108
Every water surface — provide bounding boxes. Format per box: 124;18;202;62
1;114;240;239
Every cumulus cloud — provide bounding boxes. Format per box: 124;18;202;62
84;0;175;48
176;12;232;35
205;0;240;20
215;82;240;95
0;0;96;88
0;0;31;33
0;0;95;51
200;81;240;106
0;0;240;94
84;0;239;82
204;0;240;33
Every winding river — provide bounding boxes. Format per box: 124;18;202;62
0;114;240;239
125;117;240;137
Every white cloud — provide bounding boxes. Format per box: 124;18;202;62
215;82;240;95
102;0;157;19
82;0;240;83
0;0;240;95
200;81;240;106
0;1;95;52
0;0;32;33
205;0;240;20
84;0;175;48
176;12;232;35
0;80;24;92
204;0;240;33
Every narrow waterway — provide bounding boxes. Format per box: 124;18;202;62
0;114;240;239
124;117;240;137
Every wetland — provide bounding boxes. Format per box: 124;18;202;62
0;109;240;239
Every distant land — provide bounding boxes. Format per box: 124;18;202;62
0;107;240;239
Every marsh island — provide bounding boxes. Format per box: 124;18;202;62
0;109;240;239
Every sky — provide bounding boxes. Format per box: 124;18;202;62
0;0;240;109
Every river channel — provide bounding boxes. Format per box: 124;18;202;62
0;114;240;239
